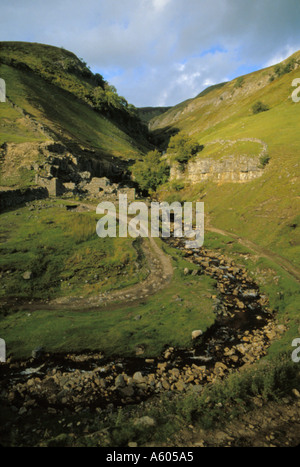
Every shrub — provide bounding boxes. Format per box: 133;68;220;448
167;133;204;167
170;180;185;191
259;154;270;168
270;58;297;82
252;101;270;114
132;150;170;193
234;76;245;88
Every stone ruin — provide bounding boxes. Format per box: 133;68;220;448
80;176;136;201
32;142;136;200
35;172;135;201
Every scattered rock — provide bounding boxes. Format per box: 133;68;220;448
115;374;126;388
23;270;33;280
292;389;300;399
133;416;156;428
175;380;186;392
192;330;203;340
133;372;145;385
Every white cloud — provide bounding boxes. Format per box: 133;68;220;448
265;45;299;67
152;0;171;11
1;0;300;106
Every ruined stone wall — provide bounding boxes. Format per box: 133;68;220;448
0;187;49;212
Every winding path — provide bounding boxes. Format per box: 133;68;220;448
50;201;173;310
206;220;300;283
47;201;299;311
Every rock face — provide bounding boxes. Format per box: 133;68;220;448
0;139;128;194
171;155;263;184
33;142;126;195
170;138;268;184
0;138;135;204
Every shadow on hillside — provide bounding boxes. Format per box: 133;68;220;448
149;126;180;151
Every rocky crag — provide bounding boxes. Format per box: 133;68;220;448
170;139;268;184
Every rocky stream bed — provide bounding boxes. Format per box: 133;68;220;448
0;238;286;425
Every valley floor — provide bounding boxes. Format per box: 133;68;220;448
0;197;299;448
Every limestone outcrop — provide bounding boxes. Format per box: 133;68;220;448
169;138;268;184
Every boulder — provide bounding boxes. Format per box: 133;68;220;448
115;374;126;388
175;380;186;392
79;171;91;181
23;270;33;280
192;330;203;340
133;371;146;384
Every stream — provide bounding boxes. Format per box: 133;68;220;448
0;237;276;413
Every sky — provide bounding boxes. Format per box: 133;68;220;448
1;0;300;107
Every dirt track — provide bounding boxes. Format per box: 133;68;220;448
206;222;300;283
50;201;173;310
41;202;300;311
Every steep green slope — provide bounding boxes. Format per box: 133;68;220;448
152;52;300;266
0;42;152;188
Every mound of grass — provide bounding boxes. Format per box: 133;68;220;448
0;199;148;302
0;236;216;360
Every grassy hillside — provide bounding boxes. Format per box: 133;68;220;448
0;42;152;188
0;44;300;448
152;52;300;267
0;199;149;303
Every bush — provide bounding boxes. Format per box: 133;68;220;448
167;133;204;167
234;76;245;88
132;150;170;193
269;58;297;82
170;180;185;191
252;101;270;114
259;154;270;168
